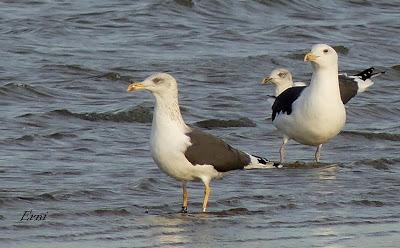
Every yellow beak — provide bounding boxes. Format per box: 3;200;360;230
304;52;319;62
127;82;145;92
261;77;273;84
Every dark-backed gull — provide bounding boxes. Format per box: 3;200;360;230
127;73;276;212
271;44;346;163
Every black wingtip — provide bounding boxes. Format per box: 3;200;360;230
368;70;385;80
251;154;269;165
273;162;283;168
354;67;376;80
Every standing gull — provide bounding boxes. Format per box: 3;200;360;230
127;73;275;213
272;44;346;163
262;67;383;103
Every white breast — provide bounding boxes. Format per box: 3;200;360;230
150;112;196;181
149;93;224;183
274;83;346;145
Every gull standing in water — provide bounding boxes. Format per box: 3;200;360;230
271;44;346;163
127;73;276;212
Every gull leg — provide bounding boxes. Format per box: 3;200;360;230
181;182;188;213
279;136;289;163
315;144;322;163
202;183;211;212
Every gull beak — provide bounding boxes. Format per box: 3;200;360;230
262;76;273;84
304;52;319;62
127;82;145;92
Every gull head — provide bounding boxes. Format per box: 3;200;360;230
304;44;338;69
262;68;293;86
127;73;178;96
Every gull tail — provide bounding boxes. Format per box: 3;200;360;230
354;67;376;81
351;67;385;93
370;71;385;79
353;67;385;80
244;153;282;169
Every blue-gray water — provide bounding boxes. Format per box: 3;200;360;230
1;1;400;247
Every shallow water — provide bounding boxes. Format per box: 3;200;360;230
1;0;400;247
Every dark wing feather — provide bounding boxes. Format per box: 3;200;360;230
353;67;374;80
184;128;250;172
272;86;306;121
338;75;358;104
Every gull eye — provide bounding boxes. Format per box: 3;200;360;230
153;78;162;84
278;72;287;78
323;49;329;54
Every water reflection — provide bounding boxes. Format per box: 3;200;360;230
317;165;339;180
145;212;226;247
146;214;190;247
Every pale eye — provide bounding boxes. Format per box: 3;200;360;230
323;49;329;54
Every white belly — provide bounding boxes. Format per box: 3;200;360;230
150;130;195;181
150;128;221;182
148;97;223;184
274;97;346;145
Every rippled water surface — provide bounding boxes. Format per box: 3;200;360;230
1;0;400;247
